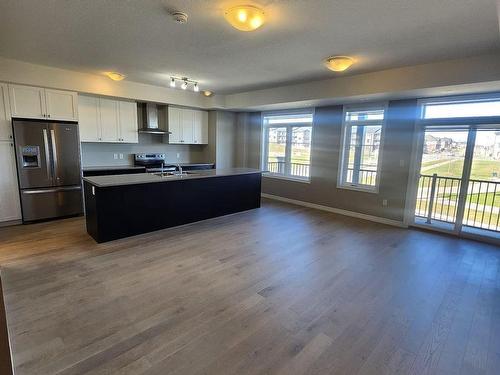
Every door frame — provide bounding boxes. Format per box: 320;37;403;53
404;95;500;244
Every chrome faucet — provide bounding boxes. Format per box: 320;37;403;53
177;163;183;175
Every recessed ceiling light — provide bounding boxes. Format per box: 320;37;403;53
325;56;355;72
105;72;125;81
225;5;265;31
202;90;214;97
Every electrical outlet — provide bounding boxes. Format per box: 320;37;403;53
176;153;180;159
119;153;124;159
382;199;388;207
113;153;118;160
399;159;405;167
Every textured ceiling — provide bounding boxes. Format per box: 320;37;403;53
0;0;499;94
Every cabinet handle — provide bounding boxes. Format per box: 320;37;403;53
47;114;51;118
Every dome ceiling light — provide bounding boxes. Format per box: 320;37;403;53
105;72;126;81
325;56;355;72
224;5;265;31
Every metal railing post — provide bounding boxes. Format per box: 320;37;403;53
426;173;438;224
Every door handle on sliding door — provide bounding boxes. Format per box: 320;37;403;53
42;129;52;179
50;129;58;180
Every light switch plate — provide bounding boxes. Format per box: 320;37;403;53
113;153;118;160
119;153;124;159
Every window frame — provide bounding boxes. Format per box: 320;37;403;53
261;109;315;182
337;102;388;193
418;93;500;126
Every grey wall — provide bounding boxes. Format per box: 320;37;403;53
243;100;417;222
81;133;209;167
215;111;237;169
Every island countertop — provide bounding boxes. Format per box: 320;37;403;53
83;168;262;188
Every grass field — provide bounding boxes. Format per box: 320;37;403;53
421;158;500;180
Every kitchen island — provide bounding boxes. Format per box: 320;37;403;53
83;168;262;243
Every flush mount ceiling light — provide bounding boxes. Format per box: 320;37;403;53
224;5;265;31
202;90;214;97
105;72;125;81
325;56;355;72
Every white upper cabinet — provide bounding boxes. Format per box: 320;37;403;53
181;109;194;144
78;95;138;143
193;110;209;144
9;84;46;119
168;107;208;145
99;98;120;142
78;95;101;142
168;107;182;143
0;141;21;222
44;89;78;121
0;83;12;141
118;101;138;143
9;84;78;121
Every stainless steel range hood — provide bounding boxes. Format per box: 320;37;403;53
138;103;170;135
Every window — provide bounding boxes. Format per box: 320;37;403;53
422;97;500;119
262;111;313;180
338;104;387;192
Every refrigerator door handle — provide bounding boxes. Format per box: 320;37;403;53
42;128;52;180
22;186;82;194
50;128;58;181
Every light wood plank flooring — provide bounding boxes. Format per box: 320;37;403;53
0;199;499;375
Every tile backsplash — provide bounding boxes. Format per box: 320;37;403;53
81;134;210;167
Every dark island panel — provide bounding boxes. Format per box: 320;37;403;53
84;172;261;243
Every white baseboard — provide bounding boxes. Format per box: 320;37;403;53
0;219;21;228
262;193;407;228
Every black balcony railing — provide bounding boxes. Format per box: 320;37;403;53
267;161;310;178
346;168;377;186
416;174;500;232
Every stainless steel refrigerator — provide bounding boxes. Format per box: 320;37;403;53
13;119;83;222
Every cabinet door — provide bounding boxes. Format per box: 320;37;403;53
193;110;208;144
0;83;12;141
168;107;182;144
181;109;194;144
9;84;46;119
0;141;21;222
99;98;120;142
45;89;78;121
78;95;101;142
118;101;138;143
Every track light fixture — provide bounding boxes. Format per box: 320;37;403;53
169;76;210;95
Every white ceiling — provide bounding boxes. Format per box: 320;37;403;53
0;0;499;94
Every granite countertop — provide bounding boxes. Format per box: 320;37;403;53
83;168;261;188
82;165;146;171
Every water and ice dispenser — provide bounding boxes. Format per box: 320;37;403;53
20;146;41;168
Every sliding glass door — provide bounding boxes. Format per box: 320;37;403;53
409;94;500;240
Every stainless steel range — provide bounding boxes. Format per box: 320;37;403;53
134;153;176;173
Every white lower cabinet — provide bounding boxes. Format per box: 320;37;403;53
78;95;138;143
168;107;208;144
0;141;21;223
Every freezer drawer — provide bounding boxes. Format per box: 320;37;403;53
20;186;83;222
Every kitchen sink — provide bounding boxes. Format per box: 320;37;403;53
152;171;197;178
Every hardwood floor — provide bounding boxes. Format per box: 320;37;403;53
0;199;499;375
